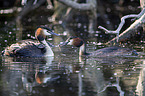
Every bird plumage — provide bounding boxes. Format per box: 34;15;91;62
66;36;138;57
2;26;59;57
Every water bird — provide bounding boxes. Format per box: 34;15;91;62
2;26;59;57
65;36;138;57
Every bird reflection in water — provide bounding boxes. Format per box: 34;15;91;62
1;35;142;96
2;53;84;95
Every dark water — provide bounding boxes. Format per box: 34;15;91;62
1;34;145;96
1;44;145;96
1;45;145;96
0;1;145;96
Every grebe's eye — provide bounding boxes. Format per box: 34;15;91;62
46;30;51;33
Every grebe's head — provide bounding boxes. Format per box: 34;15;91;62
67;36;84;47
65;36;89;56
35;26;59;43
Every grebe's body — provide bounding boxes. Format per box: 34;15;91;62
2;26;59;57
92;46;137;57
66;36;138;57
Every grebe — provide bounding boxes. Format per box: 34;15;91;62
2;26;59;57
65;36;138;57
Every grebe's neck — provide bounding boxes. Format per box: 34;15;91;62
79;43;88;56
41;40;54;56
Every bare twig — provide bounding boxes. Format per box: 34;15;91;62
0;7;22;14
98;8;145;44
98;14;139;41
109;12;145;44
98;26;118;34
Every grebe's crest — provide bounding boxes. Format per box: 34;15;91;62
68;36;84;47
35;26;59;43
35;28;46;40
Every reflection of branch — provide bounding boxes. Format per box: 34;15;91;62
58;0;96;10
98;84;111;93
78;72;82;96
98;9;145;44
98;77;124;96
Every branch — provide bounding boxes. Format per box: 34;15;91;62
140;0;145;9
98;26;118;34
98;14;139;34
57;0;96;11
98;14;139;35
17;0;46;20
98;8;145;44
107;12;145;44
46;0;54;9
98;14;139;42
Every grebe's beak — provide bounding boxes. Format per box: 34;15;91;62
63;36;84;47
42;27;59;36
59;36;72;46
64;37;72;45
63;36;78;45
50;31;59;36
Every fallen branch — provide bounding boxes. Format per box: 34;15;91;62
98;8;145;44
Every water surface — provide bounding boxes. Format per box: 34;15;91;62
0;2;145;96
